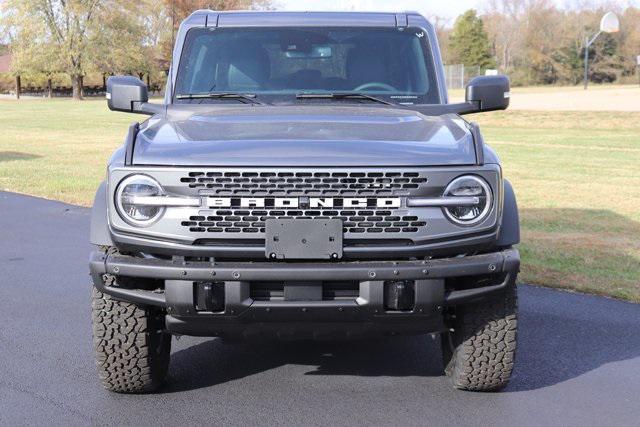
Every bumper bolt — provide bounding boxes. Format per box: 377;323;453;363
331;253;338;259
211;271;216;277
393;270;399;276
489;264;497;272
368;271;376;278
112;266;119;274
301;308;307;312
181;270;187;276
232;271;240;279
422;269;429;275
269;253;277;259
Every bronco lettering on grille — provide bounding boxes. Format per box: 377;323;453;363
206;197;401;209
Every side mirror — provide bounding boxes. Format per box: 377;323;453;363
465;75;510;113
106;76;162;115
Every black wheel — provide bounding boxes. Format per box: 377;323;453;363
91;287;171;393
441;282;517;391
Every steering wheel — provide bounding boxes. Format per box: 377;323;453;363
353;82;398;92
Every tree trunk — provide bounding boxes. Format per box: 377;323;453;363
71;74;83;100
15;75;21;99
102;74;107;92
47;78;53;98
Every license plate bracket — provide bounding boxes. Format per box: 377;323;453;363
265;219;343;260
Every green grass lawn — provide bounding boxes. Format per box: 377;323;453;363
1;98;638;302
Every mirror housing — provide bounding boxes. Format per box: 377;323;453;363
411;75;510;116
106;76;162;115
465;75;510;113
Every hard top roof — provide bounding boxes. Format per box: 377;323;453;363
181;10;430;29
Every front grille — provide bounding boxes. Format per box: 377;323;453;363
180;171;427;196
182;209;426;234
174;168;432;239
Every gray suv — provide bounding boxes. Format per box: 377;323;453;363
90;10;520;393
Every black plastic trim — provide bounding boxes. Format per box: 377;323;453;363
124;122;139;166
497;179;520;247
468;122;485;166
109;229;500;260
90;248;519;304
444;271;516;305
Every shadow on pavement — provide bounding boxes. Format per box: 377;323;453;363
163;286;640;394
164;335;442;393
507;296;640;391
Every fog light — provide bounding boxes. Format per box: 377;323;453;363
384;280;415;311
194;282;225;312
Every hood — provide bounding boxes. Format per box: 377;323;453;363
133;105;476;167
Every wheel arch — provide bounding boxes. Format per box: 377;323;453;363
497;179;520;247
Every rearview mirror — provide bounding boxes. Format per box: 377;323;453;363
285;45;332;59
106;76;162;115
465;75;510;113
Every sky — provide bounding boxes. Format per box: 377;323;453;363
275;0;638;25
276;0;481;21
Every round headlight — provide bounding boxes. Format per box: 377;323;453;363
443;175;492;226
115;175;165;227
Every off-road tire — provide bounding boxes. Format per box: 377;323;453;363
441;283;517;391
91;287;171;393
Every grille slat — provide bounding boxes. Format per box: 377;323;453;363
183;206;426;235
184;170;426;197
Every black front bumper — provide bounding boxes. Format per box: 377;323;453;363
90;248;519;339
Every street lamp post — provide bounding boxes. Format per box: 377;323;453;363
583;11;620;90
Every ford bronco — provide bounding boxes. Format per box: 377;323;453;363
90;10;520;393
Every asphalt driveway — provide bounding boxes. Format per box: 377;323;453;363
1;191;639;426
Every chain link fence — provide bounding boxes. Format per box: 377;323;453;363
443;64;481;90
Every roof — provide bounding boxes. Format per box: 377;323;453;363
0;53;11;74
182;10;430;29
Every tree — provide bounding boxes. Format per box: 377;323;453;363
90;1;154;77
1;0;161;99
589;33;624;83
448;10;496;70
3;2;67;97
157;0;272;67
617;7;640;79
1;0;107;99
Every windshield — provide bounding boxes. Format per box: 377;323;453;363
174;27;440;104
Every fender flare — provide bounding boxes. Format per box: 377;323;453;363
89;181;114;246
497;179;520;247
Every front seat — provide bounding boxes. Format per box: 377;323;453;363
346;45;389;90
223;43;271;91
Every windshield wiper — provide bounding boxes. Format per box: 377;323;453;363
296;92;395;106
176;92;266;105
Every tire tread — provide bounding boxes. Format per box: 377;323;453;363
443;284;517;391
91;287;170;393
